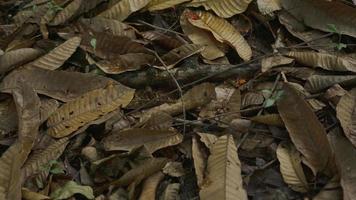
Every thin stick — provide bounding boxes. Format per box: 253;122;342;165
137;20;186;36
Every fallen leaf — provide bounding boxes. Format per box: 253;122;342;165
197;132;218;150
277;83;335;175
250;114;284;127
98;0;151;21
188;0;253;18
192;136;207;187
257;0;281;15
0;48;42;74
305;75;356;93
186;10;252;61
22;187;50;200
138;172;164;200
50;180;94;200
276;142;309;193
146;0;191;11
161;183;180;200
27;37;81;70
313;175;342;200
200;135;247;200
102;128;183;153
261;55;294;72
163;161;185;177
47;83;135;138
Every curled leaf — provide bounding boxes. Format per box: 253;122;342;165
147;0;191;11
186;10;252;61
50;181;94;200
0;48;42;74
188;0;253;18
139;172;164;200
98;0;151;21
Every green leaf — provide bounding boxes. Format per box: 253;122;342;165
264;98;276;108
327;24;338;33
336;43;347;50
50;181;94;200
90;38;97;50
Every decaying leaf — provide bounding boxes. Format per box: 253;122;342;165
102;128;183;153
50;180;94;200
276;142;309;193
50;0;102;26
95;53;155;74
336;88;356;147
0;142;27;200
261;55;294;72
138;172;164;200
0;99;18;135
0;67;120;102
79;17;136;39
305;75;356;93
28;37;81;70
186;10;252;61
39;98;60;123
188;0;253;18
277;84;335;175
163;161;185;177
146;0;191;11
280;0;356;38
250;114;284;127
313;175;342;200
180;10;226;60
141;31;184;50
200;135;247;200
161;183;180;200
98;0;151;21
22;187;50;200
257;0;281;15
22;137;69;181
287;51;356;72
0;48;43;74
197;132;218;150
47;83;135;138
192;136;206;187
155;44;204;69
329;128;356;200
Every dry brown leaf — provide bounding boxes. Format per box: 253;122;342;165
287;51;356;72
271;66;316;81
313;175;342;200
39;98;60;123
22;187;50;200
95;53;155;74
0;48;43;74
141;31;185;50
276;142;309;193
200;134;247;200
261;55;294;72
188;0;252;18
146;0;190;11
329;128;356;200
79;17;136;39
0;99;18;136
81;32;151;59
98;0;151;21
250;114;284;127
257;0;281;15
277;83;335;175
220;89;241;124
186;10;252;61
50;0;102;25
180;9;226;60
47;83;135;138
102;128;183;153
161;183;180;200
197;132;218;150
305;75;356;93
0;67;118;102
192;136;207;187
138;172;164;200
278;11;335;52
241;92;264;108
22;137;69;182
155;44;204;69
336;88;356;147
280;0;356;38
0;142;26;200
28;37;81;70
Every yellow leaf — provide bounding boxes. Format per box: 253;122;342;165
47;83;135;138
276;142;309;193
188;0;252;18
147;0;190;11
98;0;151;21
186;10;252;61
200;135;247;200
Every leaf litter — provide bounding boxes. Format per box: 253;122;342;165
0;0;356;199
